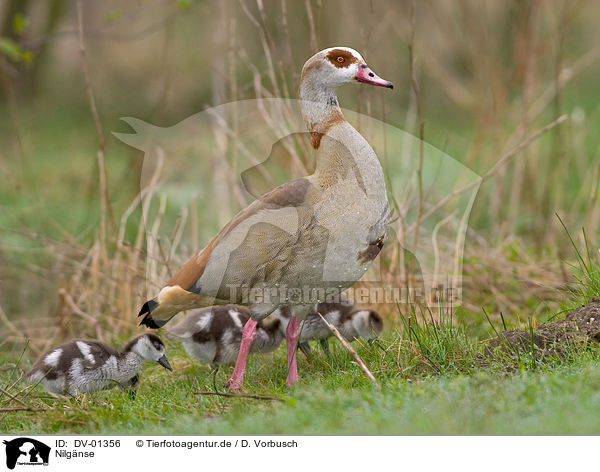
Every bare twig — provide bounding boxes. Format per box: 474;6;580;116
585;160;600;233
3;374;25;399
0;384;37;412
237;0;280;97
59;289;104;342
0;406;47;412
409;0;425;262
196;391;285;402
317;312;378;384
22;11;183;49
280;0;298;83
76;0;116;241
407;114;568;234
304;0;319;52
0;386;29;409
0;304;21;339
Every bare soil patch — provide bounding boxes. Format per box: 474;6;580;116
486;299;600;356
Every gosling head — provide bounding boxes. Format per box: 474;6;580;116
301;47;393;90
130;333;172;371
351;309;384;340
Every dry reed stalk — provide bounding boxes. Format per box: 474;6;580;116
406;114;568;236
408;1;425;262
527;45;600;124
227;15;248;210
304;0;319;53
132;148;165;305
146;193;168;287
196;391;285;402
5;1;597;365
0;406;47;412
190;197;199;262
431;210;457;303
56;286;70;341
460;241;568;314
0;304;40;355
505;2;539;237
75;0;115;246
212;1;234;228
2;374;24;398
242;0;280;98
167;209;188;270
59;289;103;342
490;285;522;315
280;0;298;84
317;312;378;384
584;160;600;235
205;104;276;186
150;19;174;120
0;385;30;409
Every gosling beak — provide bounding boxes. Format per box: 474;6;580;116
355;63;393;89
157;355;173;371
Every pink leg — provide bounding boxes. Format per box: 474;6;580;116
225;318;258;391
286;316;301;386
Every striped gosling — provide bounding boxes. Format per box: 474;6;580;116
273;301;383;357
26;334;172;396
167;305;283;366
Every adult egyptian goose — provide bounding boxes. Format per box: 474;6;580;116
138;47;393;389
273;301;383;357
167;305;283;366
26;334;172;396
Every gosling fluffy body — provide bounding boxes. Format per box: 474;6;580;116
167;305;283;366
169;301;383;364
26;333;171;396
273;301;383;356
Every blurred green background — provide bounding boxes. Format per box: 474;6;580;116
2;0;600;435
1;0;599;339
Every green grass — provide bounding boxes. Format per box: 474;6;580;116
3;282;600;435
1;105;598;435
1;50;600;436
2;258;598;434
4;343;600;434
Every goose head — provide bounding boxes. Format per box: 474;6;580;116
301;47;393;93
130;334;173;371
299;47;393;133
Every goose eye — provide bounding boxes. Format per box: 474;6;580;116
336;56;345;63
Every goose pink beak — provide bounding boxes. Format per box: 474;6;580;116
355;63;393;89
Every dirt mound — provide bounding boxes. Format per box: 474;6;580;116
486;298;600;356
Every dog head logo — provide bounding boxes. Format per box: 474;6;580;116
114;99;480;308
3;438;50;469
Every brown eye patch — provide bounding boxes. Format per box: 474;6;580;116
326;49;358;68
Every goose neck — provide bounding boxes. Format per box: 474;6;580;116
299;79;344;133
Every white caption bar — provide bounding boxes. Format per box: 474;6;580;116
0;435;593;471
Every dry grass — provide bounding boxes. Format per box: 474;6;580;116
1;0;599;359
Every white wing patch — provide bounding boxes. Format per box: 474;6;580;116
76;341;96;365
229;309;244;330
27;371;44;382
195;314;212;331
351;311;371;338
325;310;341;326
219;329;240;364
44;348;62;367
